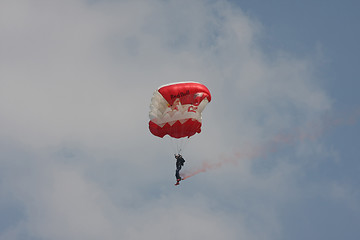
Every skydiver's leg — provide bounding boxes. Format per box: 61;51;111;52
175;168;181;180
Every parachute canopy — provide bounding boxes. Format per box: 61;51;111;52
149;82;211;138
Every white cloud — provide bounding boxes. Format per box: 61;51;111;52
0;0;333;239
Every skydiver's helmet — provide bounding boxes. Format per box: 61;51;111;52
175;154;180;159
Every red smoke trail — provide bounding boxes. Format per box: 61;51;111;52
181;143;278;180
182;107;360;181
182;155;238;180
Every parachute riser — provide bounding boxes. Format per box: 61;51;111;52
168;136;190;155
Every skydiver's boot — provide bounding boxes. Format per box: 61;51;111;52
175;179;181;186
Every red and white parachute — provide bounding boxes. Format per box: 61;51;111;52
149;82;211;152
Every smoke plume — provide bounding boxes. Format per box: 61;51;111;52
182;107;360;180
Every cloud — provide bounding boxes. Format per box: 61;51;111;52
0;0;339;239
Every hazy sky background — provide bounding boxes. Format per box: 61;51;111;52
1;0;359;239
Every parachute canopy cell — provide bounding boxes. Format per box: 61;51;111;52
149;82;211;138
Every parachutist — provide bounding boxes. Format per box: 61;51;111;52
148;82;211;185
175;154;185;185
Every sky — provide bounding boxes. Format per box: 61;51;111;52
0;0;359;239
